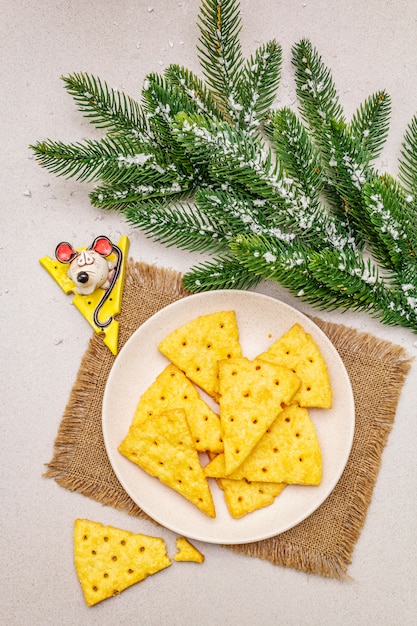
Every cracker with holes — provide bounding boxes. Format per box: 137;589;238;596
218;357;301;475
73;519;171;606
205;405;322;485
258;323;332;408
158;311;242;400
216;475;287;518
119;408;216;518
174;537;205;563
131;364;223;453
205;451;285;518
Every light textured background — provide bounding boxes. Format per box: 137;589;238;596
2;1;417;624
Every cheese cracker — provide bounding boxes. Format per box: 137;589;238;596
158;311;242;399
132;364;223;453
119;409;216;518
218;357;301;475
258;323;332;408
73;519;171;606
216;476;286;518
205;405;322;485
174;537;205;563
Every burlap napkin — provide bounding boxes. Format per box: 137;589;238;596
44;259;412;580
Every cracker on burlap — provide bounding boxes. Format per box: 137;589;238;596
74;519;171;606
258;323;332;408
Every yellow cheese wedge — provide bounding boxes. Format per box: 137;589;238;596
39;235;129;355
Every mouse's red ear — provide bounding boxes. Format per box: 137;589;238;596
55;242;77;263
91;236;113;257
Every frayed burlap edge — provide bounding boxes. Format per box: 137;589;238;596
43;259;189;520
123;257;188;298
43;333;150;519
227;318;413;579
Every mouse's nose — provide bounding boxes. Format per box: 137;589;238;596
76;271;89;284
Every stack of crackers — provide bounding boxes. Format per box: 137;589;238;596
118;311;332;520
73;311;332;606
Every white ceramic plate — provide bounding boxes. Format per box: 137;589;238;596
102;290;355;544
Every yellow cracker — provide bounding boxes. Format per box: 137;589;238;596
174;537;205;563
73;519;171;606
217;476;286;518
218;357;301;475
205;405;322;485
132;364;223;453
119;409;216;518
158;311;242;399
258;323;332;408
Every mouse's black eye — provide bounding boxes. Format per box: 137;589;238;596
76;271;89;284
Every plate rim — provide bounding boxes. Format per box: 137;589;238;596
102;289;355;544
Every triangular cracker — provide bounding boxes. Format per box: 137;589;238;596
218;357;301;475
216;476;286;518
132;364;223;453
174;537;205;563
205;405;322;485
73;519;171;606
158;311;242;399
258;323;332;408
119;409;216;518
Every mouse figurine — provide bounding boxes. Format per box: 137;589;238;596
55;235;123;328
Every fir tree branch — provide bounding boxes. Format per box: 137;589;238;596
229;234;343;308
230;233;417;330
122;198;227;252
197;0;244;122
195;187;297;245
240;40;282;131
174;114;359;251
142;72;194;147
348;91;391;160
29;0;417;332
270;107;324;199
90;169;191;209
183;254;261;291
30;135;157;183
292;39;344;148
323;119;373;236
172;113;285;197
309;248;417;330
291;41;390;248
399;113;417;194
142;74;213;182
362;175;417;270
164;64;223;120
61;72;148;137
